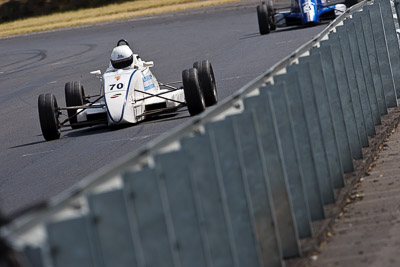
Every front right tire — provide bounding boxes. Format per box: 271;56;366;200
182;68;206;116
266;0;276;31
65;81;86;129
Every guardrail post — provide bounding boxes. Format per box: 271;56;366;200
46;215;102;267
22;246;44;267
320;34;363;160
234;100;301;258
353;9;388;116
181;133;283;267
123;168;176;267
264;86;313;238
273;74;326;221
153;151;214;267
335;27;370;147
350;23;378;131
224;111;286;266
310;46;354;173
364;3;398;107
375;0;400;97
295;55;346;189
202;119;265;266
246;85;313;239
179;134;240;267
344;20;378;134
337;25;376;138
349;16;382;126
88;190;137;267
285;64;335;204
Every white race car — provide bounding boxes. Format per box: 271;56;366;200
38;40;217;141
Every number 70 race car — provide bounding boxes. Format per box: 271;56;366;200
38;39;217;141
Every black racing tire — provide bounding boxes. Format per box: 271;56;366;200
182;68;206;116
345;0;360;7
193;60;218;107
257;4;270;35
38;93;61;141
266;0;276;31
65;81;86;129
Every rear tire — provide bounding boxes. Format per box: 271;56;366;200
182;68;206;116
38;93;61;141
257;4;270;35
65;81;86;129
193;60;218;107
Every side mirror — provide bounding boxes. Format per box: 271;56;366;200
143;61;154;68
90;70;102;75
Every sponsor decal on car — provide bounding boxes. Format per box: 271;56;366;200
111;93;122;99
302;0;316;21
143;74;155;91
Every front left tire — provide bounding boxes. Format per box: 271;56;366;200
38;93;61;141
193;60;218;107
266;0;276;31
257;4;270;35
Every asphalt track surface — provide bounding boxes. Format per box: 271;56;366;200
0;1;327;218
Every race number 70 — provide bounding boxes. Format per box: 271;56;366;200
109;83;124;90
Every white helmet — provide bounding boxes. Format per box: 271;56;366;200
110;45;133;69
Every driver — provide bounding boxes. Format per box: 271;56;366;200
106;43;144;72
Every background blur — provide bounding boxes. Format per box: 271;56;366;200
0;0;132;22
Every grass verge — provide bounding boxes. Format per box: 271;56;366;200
0;0;240;37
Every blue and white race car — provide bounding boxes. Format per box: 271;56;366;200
38;40;217;141
257;0;349;35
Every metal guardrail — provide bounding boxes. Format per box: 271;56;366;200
2;0;400;266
